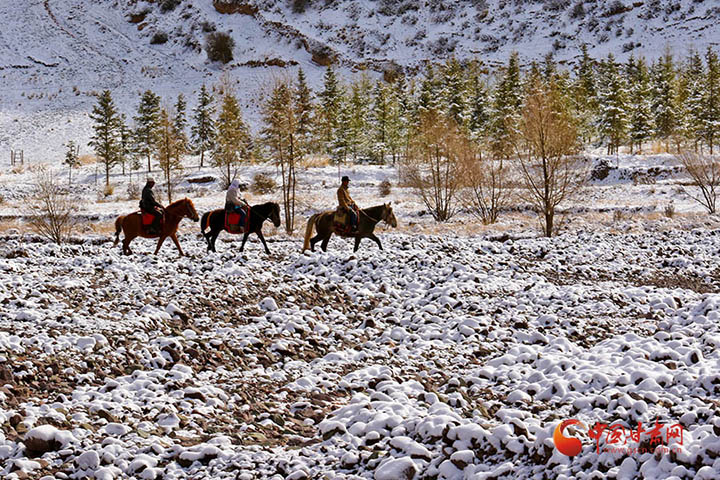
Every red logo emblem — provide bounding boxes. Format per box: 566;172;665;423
554;419;586;456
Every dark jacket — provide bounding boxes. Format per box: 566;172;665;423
140;184;163;211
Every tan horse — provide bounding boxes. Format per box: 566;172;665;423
303;203;397;253
114;198;199;256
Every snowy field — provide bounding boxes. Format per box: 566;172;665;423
0;155;719;479
2;223;720;479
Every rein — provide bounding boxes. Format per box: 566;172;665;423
359;207;387;224
249;204;275;223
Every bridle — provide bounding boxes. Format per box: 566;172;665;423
249;203;279;224
360;206;392;225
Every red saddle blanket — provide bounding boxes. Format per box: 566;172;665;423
225;206;250;234
138;210;162;235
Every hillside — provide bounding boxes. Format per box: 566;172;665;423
1;0;719;160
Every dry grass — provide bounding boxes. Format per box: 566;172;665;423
78;154;97;165
300;155;331;168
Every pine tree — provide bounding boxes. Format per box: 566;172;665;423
156;107;184;203
333;94;351;163
89;90;122;186
317;65;343;158
213;92;250;188
370;80;390;162
346;75;371;161
651;51;678;149
573;44;599;144
385;83;405;164
395;75;416;158
626;56;654;154
117;115;134;176
295;68;314;157
597;54;629;155
417;64;441;119
174;93;189;160
701;48;720;153
63;140;80;185
133;90;161;172
488;52;522;158
466;60;490;145
440;57;467;129
191;84;215;168
684;50;706;151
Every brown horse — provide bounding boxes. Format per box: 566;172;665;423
302;203;397;253
114;198;200;256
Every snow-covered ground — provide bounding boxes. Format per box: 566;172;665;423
1;155;720;479
2;219;720;479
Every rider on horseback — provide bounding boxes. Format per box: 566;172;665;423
337;176;358;231
140;177;164;235
225;179;249;212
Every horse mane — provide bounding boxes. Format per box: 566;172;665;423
167;197;193;209
363;204;388;215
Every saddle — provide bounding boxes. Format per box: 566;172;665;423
137;210;163;236
333;206;356;236
225;205;250;234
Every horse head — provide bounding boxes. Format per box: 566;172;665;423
184;198;200;222
384;202;398;228
270;203;282;228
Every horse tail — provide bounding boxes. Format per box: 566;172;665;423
200;211;210;234
302;214;318;252
113;216;123;246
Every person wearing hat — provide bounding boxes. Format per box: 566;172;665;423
225;179;248;213
139;177;164;235
337;175;358;230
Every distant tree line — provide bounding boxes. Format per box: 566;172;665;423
86;44;720;234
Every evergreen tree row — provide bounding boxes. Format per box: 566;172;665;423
88;45;720;189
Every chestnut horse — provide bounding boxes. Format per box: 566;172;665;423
113;198;199;256
302;203;397;253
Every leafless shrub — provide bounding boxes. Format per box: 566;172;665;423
515;79;586;236
24;167;81;245
251;173;277;194
205;32;235;63
664;202;675;218
127;182;140;200
461;153;514;225
400;111;466;221
678;152;720;214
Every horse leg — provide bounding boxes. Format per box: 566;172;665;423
240;232;250;252
256;230;271;255
353;237;362;252
368;233;383;250
210;231;220;253
122;238;131;256
170;233;185;257
310;234;322;252
203;229;213;252
321;233;331;252
154;235;167;255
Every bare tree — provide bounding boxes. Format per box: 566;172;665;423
515;79;585;237
461;149;514;225
156;107;185;203
400;111;465;221
25;167;81;244
262;78;302;233
678;151;720;214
